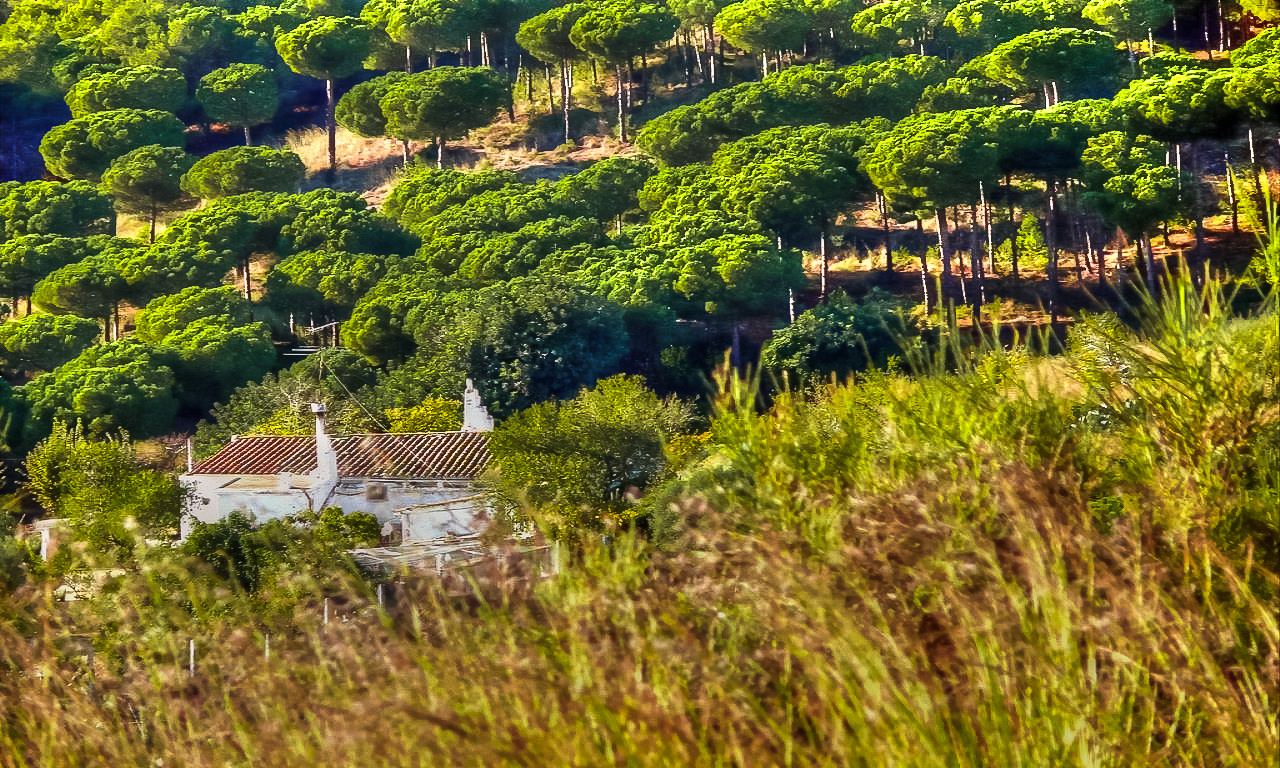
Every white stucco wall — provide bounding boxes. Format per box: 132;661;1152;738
180;474;481;539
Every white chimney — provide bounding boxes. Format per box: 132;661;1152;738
461;379;494;432
310;404;339;506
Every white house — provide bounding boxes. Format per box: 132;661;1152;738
181;382;494;542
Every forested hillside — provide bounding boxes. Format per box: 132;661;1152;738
0;0;1277;763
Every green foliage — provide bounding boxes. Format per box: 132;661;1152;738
194;348;381;452
196;63;279;138
64;65;186;117
1228;26;1279;68
25;421;183;560
135;285;252;342
300;506;380;548
490;374;692;535
335;71;406;138
39;109;187;181
266;249;396;313
1081;0;1171;44
517;3;590;64
182;511;282;593
917;75;1011;112
0;181;114;240
19;338;180;442
275;189;419;258
1083;163;1187;239
382;166;519;228
458;216;607;280
364;0;482;58
1014;213;1048;265
164;317;276;408
1225;64;1280;124
667;233;804;319
569;1;679;64
0;314;100;373
552;156;656;223
1115;67;1239;142
275;16;373;81
384;398;461;431
99;144;196;235
30;239;135;324
635;58;945;165
849;0;948;54
465;277;630;416
717;0;811;54
181;146;305;199
760;289;917;381
0;235;96;305
860;107;1007;212
344;273;459;365
970;27;1123;101
381;66;511;152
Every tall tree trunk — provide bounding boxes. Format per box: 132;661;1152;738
243;255;251;300
325;78;337;181
1249;127;1265;209
437;136;444;169
546;64;555;115
730;320;741;369
243;125;252;146
1141;233;1158;293
1006;175;1019;278
935;207;954;300
406;44;413;74
980;180;995;275
1203;3;1213;60
149;202;157;244
625;60;634;111
878;191;892;271
708;22;718;85
561;59;572;143
1087;229;1106;287
615;64;627;143
1045;180;1060;324
402;140;411;166
819;218;830;303
1225;150;1238;233
916;218;930;308
970;201;985;323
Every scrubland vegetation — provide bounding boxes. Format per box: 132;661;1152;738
0;0;1277;762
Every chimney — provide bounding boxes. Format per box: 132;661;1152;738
311;403;339;486
461;379;494;432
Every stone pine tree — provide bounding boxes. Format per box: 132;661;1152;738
381;67;511;168
197;63;280;145
517;4;591;144
361;0;479;73
100;145;196;242
39;109;187;182
569;2;679;143
64;66;188;117
276;17;374;179
335;72;411;162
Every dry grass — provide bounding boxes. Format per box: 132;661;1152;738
2;274;1275;766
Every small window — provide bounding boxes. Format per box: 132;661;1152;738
365;482;387;501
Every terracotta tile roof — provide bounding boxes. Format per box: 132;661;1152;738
189;432;491;480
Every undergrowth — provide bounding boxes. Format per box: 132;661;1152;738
0;270;1275;766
